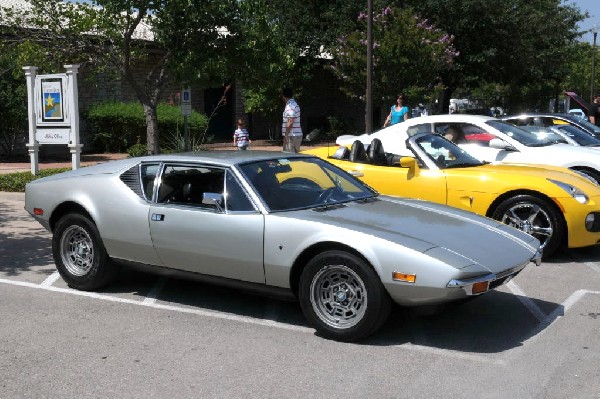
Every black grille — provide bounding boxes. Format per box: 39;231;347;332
120;165;144;198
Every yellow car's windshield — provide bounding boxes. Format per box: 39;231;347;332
414;134;483;169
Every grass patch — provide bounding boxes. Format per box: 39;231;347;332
0;168;70;192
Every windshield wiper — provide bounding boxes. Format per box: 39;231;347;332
312;203;346;212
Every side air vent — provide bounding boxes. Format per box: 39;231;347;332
120;165;144;198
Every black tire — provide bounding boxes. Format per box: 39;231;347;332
299;250;392;342
491;194;564;257
52;213;119;290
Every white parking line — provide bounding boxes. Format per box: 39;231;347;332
0;277;313;334
40;271;61;287
517;289;600;349
506;281;547;322
142;276;168;305
2;276;598;364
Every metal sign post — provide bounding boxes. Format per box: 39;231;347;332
23;66;39;175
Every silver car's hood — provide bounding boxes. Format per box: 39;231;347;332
285;196;538;271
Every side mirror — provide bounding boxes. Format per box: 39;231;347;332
202;192;224;212
398;156;417;168
488;138;515;150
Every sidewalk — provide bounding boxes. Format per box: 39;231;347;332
0;153;130;175
0;140;286;175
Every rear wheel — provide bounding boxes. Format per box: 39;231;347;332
299;250;392;341
492;194;564;256
52;213;119;290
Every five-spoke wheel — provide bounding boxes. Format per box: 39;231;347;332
492;194;564;256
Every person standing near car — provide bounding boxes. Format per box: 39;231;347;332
590;94;600;127
233;118;251;150
281;87;303;153
383;94;410;127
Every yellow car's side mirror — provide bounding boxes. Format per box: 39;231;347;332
398;156;417;168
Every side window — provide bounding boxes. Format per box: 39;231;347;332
461;123;495;146
407;124;432;136
224;171;256;212
141;163;160;200
157;164;225;208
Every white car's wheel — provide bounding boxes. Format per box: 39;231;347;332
299;250;391;341
52;213;119;290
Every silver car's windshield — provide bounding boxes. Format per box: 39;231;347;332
239;157;377;212
487;120;549;146
414;134;483;168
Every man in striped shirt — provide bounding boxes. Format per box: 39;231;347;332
281;87;303;153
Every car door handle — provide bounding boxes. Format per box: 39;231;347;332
349;170;364;177
151;213;165;221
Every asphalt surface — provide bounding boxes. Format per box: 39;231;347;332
1;192;599;398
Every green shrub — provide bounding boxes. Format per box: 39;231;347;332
127;143;148;157
87;102;209;152
0;168;70;192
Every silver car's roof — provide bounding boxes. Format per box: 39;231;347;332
42;151;313;179
138;150;310;167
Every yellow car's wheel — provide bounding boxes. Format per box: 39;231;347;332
492;195;564;256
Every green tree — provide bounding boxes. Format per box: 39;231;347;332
0;38;57;155
407;0;587;112
563;41;599;104
226;0;365;129
1;0;238;154
329;5;457;109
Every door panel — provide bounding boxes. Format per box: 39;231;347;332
149;206;265;283
148;163;265;283
332;159;447;203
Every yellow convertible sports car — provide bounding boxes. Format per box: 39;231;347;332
303;132;600;256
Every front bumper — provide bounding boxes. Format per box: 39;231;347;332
559;195;600;248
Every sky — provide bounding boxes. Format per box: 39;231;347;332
568;0;599;42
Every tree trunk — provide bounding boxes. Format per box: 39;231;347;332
143;103;160;154
439;86;455;115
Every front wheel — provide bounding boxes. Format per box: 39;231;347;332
52;213;119;290
299;250;392;341
491;194;564;257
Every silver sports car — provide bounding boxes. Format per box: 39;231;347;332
25;151;541;341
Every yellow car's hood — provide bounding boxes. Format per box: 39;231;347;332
448;163;600;193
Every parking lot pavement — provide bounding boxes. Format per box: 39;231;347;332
1;193;599;398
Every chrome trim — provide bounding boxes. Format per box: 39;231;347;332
447;273;495;288
532;250;542;266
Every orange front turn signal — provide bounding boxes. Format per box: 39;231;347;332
392;272;416;283
33;208;44;216
472;281;490;294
